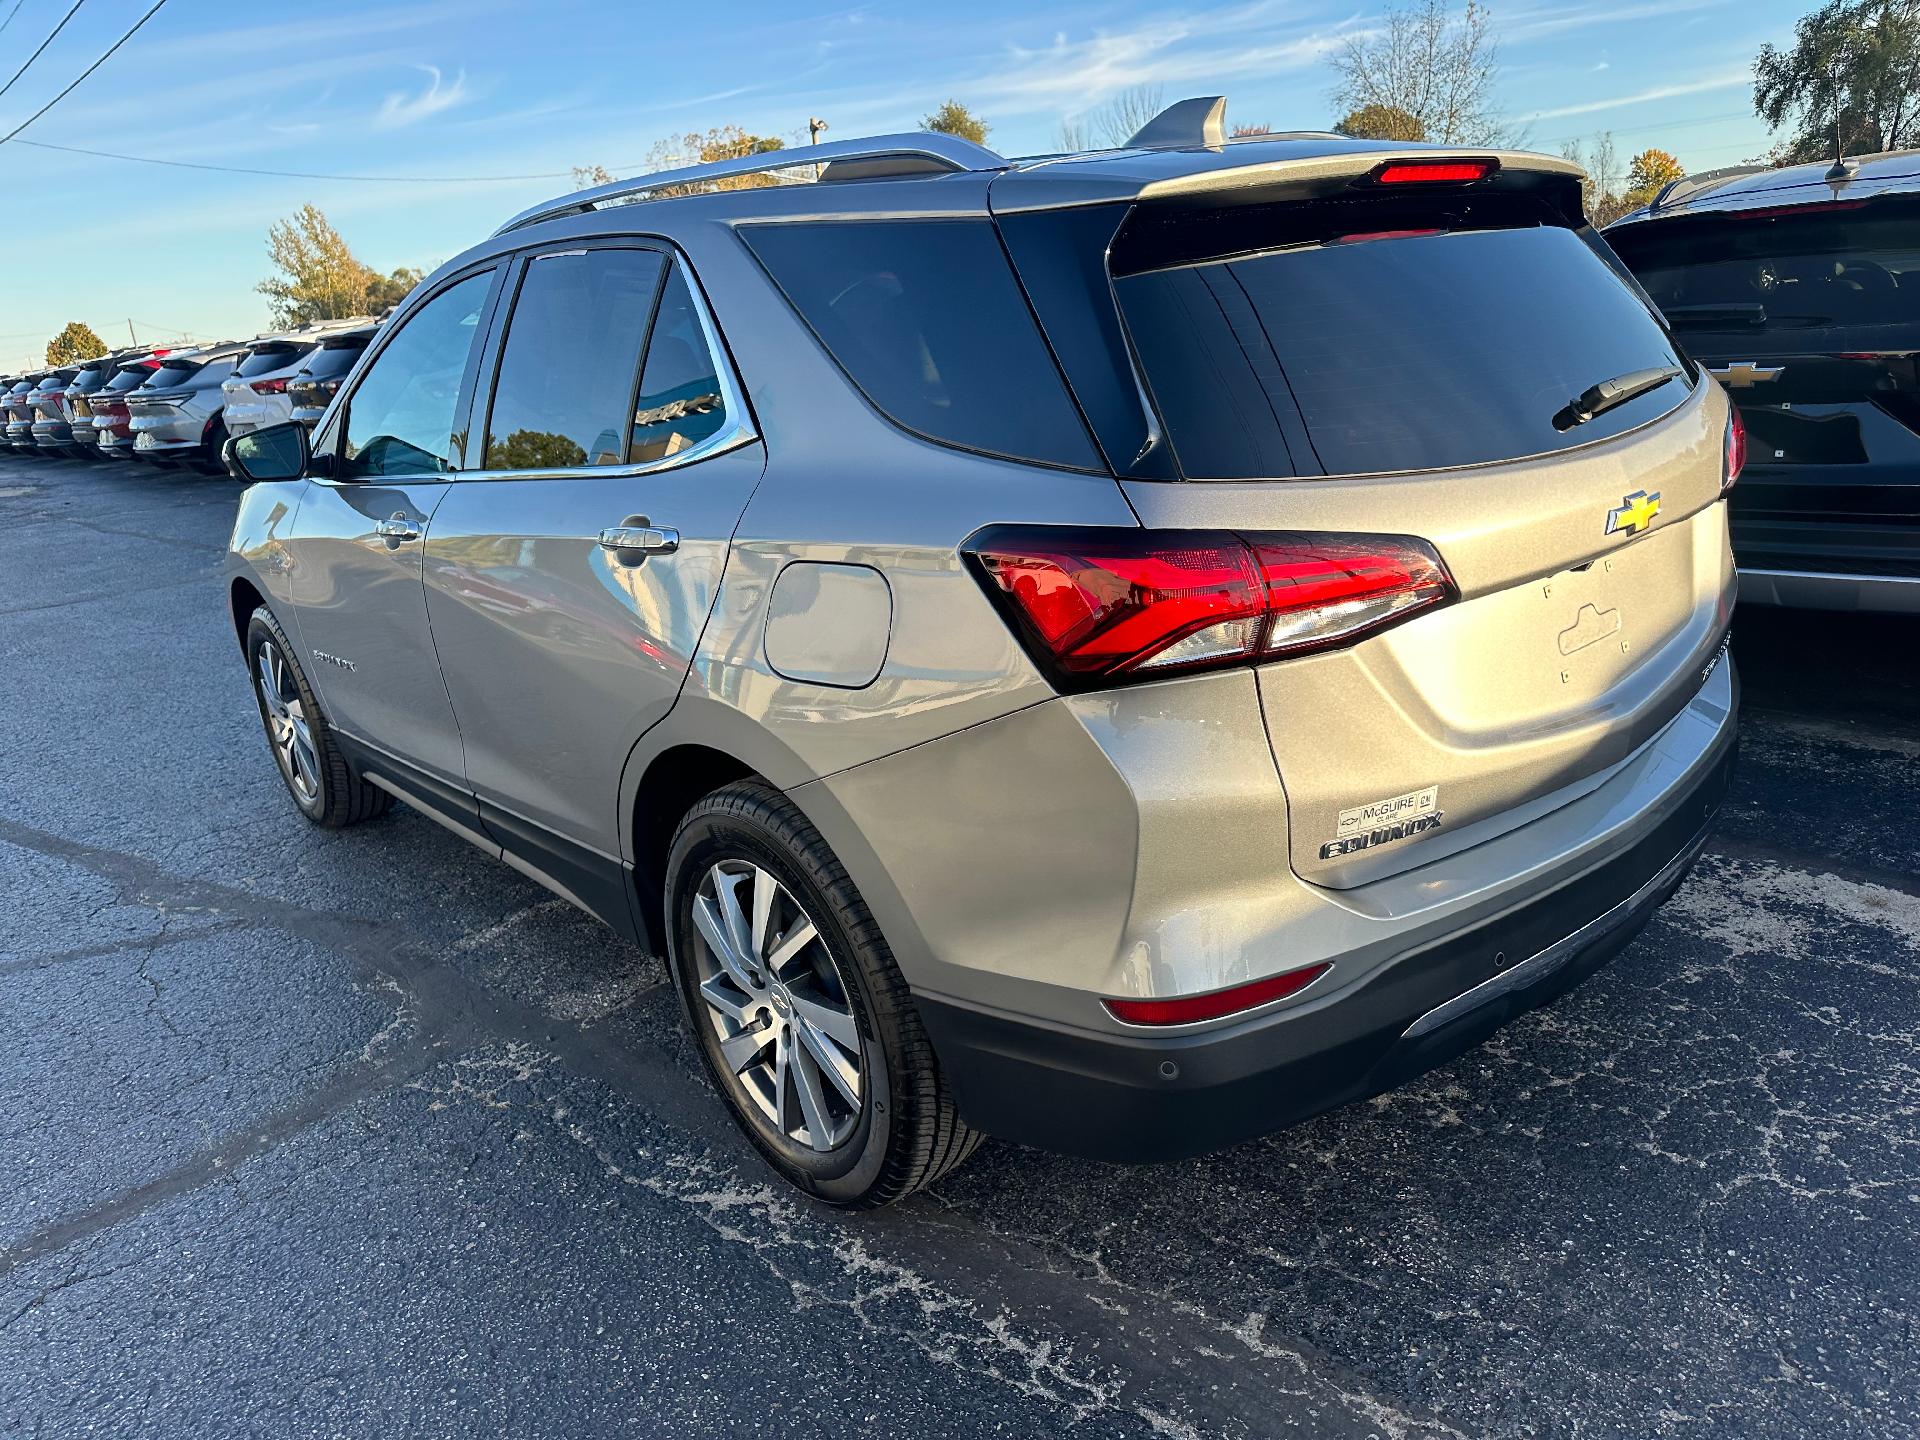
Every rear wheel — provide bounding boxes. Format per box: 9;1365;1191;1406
245;607;390;828
665;780;982;1207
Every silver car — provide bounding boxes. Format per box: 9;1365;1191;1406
225;104;1741;1207
128;343;246;469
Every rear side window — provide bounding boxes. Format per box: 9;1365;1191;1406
742;219;1098;471
1118;223;1691;478
1608;199;1920;340
483;247;665;469
628;264;726;462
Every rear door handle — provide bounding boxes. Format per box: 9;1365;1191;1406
374;514;421;542
598;525;679;555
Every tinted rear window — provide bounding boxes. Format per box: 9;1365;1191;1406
1608;198;1920;340
106;367;151;391
1118;224;1690;479
146;363;201;387
742;218;1098;471
236;345;310;377
302;339;370;379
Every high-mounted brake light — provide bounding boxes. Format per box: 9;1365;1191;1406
963;526;1455;689
1724;406;1746;492
1105;963;1332;1026
1372;159;1496;185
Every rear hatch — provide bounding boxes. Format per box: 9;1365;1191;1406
999;151;1735;887
1608;191;1920;577
128;358;207;412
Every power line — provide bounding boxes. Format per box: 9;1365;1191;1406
0;0;87;105
10;136;631;184
0;0;172;145
0;0;28;40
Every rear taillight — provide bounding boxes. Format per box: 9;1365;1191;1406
250;377;289;394
963;526;1454;688
1724;406;1746;492
1370;159;1496;185
1105;962;1331;1026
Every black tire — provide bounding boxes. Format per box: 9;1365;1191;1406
244;606;390;828
665;780;983;1208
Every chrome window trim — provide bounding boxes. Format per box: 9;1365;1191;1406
460;244;757;485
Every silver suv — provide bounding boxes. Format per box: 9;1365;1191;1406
225;102;1741;1207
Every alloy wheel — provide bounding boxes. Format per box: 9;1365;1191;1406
690;861;864;1151
255;640;320;805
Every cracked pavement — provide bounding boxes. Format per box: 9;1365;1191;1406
2;453;1916;1438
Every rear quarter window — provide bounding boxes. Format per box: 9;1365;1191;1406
741;218;1099;471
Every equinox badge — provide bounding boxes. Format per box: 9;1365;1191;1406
1605;489;1661;538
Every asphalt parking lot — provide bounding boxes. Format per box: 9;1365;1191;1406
2;451;1916;1439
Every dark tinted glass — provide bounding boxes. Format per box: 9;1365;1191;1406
146;363;201;387
1118;226;1690;478
1609;200;1920;340
70;366;105;390
628;264;725;462
106;367;149;392
343;270;493;479
236;345;310;377
742;219;1098;470
484;247;665;470
302;340;369;379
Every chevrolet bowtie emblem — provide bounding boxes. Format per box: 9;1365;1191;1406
1707;361;1784;388
1606;489;1662;537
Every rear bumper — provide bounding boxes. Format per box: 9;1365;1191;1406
918;687;1738;1164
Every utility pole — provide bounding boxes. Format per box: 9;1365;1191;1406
127;319;137;346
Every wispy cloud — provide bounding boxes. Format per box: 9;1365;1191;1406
376;65;469;128
1522;69;1751;122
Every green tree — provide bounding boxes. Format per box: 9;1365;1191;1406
366;267;426;312
1755;0;1920;162
485;429;587;470
1333;103;1428;141
1622;147;1685;207
45;321;108;366
256;205;377;325
922;99;989;145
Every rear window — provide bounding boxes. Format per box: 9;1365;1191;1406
742;218;1098;471
1607;198;1920;340
302;339;370;379
70;366;106;390
235;345;310;378
146;362;201;387
1118;223;1691;479
106;366;151;391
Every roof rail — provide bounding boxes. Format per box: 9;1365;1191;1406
1649;163;1772;213
493;132;1008;236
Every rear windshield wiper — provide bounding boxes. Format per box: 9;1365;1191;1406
1553;365;1685;431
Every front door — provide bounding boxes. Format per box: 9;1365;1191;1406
422;246;763;863
289;266;500;786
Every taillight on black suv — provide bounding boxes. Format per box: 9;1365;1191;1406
1724;405;1746;492
963;526;1455;688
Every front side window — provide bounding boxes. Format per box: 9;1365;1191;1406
343;270;493;479
483;247;665;470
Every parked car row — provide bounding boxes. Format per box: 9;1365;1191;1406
1;317;380;472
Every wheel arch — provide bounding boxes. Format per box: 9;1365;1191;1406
230;575;268;654
629;742;762;952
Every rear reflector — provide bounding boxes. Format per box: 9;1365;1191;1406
963;526;1454;688
1725;405;1746;491
1105;963;1331;1026
1372;159;1496;185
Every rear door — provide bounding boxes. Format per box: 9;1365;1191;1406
289;266;501;791
1608;194;1920;579
422;242;763;870
1012;175;1735;888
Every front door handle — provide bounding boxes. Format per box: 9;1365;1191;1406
374;514;421;543
598;525;679;555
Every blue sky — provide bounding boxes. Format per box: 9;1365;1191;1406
1;0;1810;367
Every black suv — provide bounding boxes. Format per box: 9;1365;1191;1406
1607;152;1920;612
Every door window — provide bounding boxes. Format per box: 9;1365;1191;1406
342;270;493;479
482;248;666;470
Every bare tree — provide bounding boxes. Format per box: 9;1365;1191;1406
1560;131;1631;224
1056;116;1093;153
1329;1;1511;145
1093;85;1167;147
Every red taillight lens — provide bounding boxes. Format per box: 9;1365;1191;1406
965;527;1454;687
250;377;289;394
1724;406;1746;491
1372;159;1495;185
1105;963;1331;1026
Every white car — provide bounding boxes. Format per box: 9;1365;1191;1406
222;323;378;438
